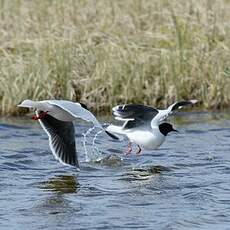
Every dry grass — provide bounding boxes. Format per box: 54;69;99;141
0;0;229;115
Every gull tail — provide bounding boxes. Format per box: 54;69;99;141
105;130;120;140
106;125;124;134
105;125;125;141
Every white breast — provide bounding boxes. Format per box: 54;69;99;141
125;127;165;150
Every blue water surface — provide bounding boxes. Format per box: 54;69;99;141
0;112;229;230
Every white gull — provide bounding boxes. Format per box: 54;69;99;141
18;99;117;169
106;100;198;154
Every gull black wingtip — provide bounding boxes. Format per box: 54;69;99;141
171;99;198;111
105;130;120;140
79;103;88;110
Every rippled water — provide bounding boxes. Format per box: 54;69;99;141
0;112;230;230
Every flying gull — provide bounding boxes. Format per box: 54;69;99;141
18;99;117;169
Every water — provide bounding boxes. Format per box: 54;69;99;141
0;112;229;230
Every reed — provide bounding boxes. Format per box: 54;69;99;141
0;0;229;115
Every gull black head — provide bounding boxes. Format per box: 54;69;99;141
159;123;178;136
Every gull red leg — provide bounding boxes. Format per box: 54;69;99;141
135;145;142;155
125;142;132;155
31;111;49;120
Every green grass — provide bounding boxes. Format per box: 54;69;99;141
0;0;229;115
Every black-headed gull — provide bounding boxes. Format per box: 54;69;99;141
18;99;117;169
106;100;198;155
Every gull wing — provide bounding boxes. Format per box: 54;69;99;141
37;111;79;169
151;99;198;127
169;100;198;111
18;99;118;140
48;100;118;139
112;104;159;129
47;100;103;129
18;99;102;128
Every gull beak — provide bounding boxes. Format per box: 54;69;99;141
173;128;179;133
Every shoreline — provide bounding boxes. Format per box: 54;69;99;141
0;1;229;115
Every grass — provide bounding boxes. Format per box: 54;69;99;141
0;0;229;115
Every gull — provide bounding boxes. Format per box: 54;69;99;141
106;100;198;155
18;99;117;169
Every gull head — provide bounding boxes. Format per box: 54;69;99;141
159;123;178;136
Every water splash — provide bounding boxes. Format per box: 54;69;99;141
82;126;96;162
92;129;103;159
91;122;113;160
82;123;111;162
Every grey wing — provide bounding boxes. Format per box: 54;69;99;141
112;104;159;129
37;111;79;168
47;100;103;129
48;100;118;140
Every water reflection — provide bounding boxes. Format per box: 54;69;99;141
1;115;230;229
35;175;81;215
95;153;123;167
120;165;171;181
38;175;80;194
